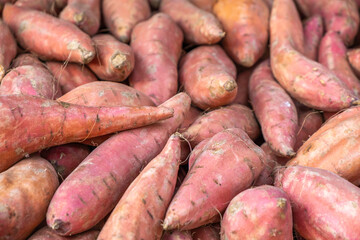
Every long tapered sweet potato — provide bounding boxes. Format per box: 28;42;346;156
179;45;237;110
3;4;95;64
249;59;298;157
15;0;57;15
303;15;323;60
0;20;17;80
213;0;269;67
46;93;190;236
192;225;220;240
275;166;360;240
163;128;265;230
59;0;100;36
129;13;183;105
97;134;181;240
270;0;358;111
295;0;359;46
87;34;134;82
183;104;260;147
160;0;224;45
46;62;97;94
0;94;173;172
221;185;293;240
0;156;59;240
29;227;99;240
102;0;151;43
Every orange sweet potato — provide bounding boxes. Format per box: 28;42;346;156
3;4;95;64
303;15;323;60
102;0;151;43
0;19;17;80
28;227;99;240
160;0;224;45
213;0;269;67
129;13;183;105
179;45;237;110
0;156;59;240
87;34;134;82
15;0;57;15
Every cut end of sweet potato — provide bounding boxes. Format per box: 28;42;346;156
111;52;127;69
223;79;237;92
81;49;95;64
51;219;71;235
73;12;85;24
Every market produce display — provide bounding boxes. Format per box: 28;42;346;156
2;0;360;239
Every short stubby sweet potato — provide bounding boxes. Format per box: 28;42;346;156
163;128;266;230
87;34;134;82
59;0;100;36
46;61;97;94
275;166;360;240
221;185;293;240
295;0;359;46
213;0;269;67
15;0;58;15
28;227;99;240
183;104;260;147
179;45;237;110
160;0;224;45
3;4;95;64
102;0;151;43
129;13;183;105
303;15;324;60
0;156;59;240
11;53;44;68
232;68;253;106
192;225;220;240
249;59;298;157
0;19;17;80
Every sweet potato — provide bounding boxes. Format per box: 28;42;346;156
160;0;224;45
221;185;292;240
179;107;202;132
270;0;358;111
303;15;323;60
41;143;91;180
11;53;44;68
179;45;237;110
0;19;17;80
213;0;269;67
192;225;220;240
295;0;359;46
15;0;57;15
87;34;134;82
162;231;193;240
46;62;97;94
183;104;260;147
163;128;266;230
3;4;95;64
97;134;181;240
232;68;252;106
0;156;59;240
188;0;216;11
129;13;183;105
102;0;151;43
59;0;100;36
29;227;99;240
275;166;360;240
0;94;173;172
347;48;360;77
254;143;280;186
46;93;190;236
187;137;211;168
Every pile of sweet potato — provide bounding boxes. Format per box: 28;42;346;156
1;0;360;239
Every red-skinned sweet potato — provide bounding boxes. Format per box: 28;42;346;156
254;143;280;186
192;225;220;240
0;156;59;240
189;0;216;11
221;185;293;240
160;0;224;45
232;68;252;106
97;134;181;240
11;53;44;68
162;231;193;240
347;48;360;77
102;0;151;43
303;15;323;60
179;45;237;110
275;165;360;240
87;34;134;82
15;0;57;15
213;0;269;67
59;0;100;36
3;4;95;64
187;137;211;168
0;19;17;80
0;94;173;172
129;13;183;105
28;227;99;240
46;93;190;236
163;128;265;230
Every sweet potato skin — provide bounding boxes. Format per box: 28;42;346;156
87;34;134;82
11;53;44;68
303;15;323;60
102;0;151;43
129;13;183;105
232;69;252;106
275;166;360;240
347;48;360;77
160;0;224;45
0;156;59;240
192;225;220;240
179;45;237;110
213;0;269;67
163;128;266;230
0;20;17;80
162;231;193;240
221;185;293;240
28;227;99;240
46;93;190;236
189;0;216;11
3;4;95;64
249;59;298;157
97;134;181;240
15;0;57;15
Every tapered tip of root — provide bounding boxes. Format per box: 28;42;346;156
111;53;127;69
223;80;237;92
51;219;71;235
